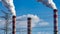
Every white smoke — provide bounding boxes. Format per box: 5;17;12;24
38;0;57;9
1;0;16;16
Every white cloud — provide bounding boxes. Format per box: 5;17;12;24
0;14;49;28
38;32;42;34
46;32;50;34
0;14;49;33
38;22;49;26
37;32;50;34
17;14;40;22
0;20;2;21
0;20;6;28
16;14;40;28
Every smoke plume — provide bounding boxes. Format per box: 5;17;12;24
1;0;16;16
38;0;57;9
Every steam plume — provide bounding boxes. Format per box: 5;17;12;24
1;0;16;16
38;0;57;9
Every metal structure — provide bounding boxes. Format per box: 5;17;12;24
27;17;31;34
5;13;10;34
0;7;58;34
12;16;16;34
0;9;11;34
0;9;16;34
54;9;58;34
0;9;22;34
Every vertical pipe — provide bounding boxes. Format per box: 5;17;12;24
54;9;58;34
27;17;31;34
12;16;16;34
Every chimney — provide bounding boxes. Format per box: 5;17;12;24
54;9;58;34
27;17;31;34
12;16;16;34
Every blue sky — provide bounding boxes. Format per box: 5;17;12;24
0;0;60;34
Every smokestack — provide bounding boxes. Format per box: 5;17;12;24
12;16;16;34
27;17;31;34
37;0;58;34
54;9;58;34
1;0;16;34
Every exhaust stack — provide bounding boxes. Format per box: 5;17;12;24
27;17;31;34
12;16;16;34
54;9;58;34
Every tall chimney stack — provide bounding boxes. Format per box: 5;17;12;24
27;17;31;34
12;16;16;34
54;9;58;34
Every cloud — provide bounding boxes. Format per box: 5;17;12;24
0;20;2;21
0;20;6;28
0;14;49;28
38;22;49;26
16;14;40;28
38;32;42;34
37;32;50;34
0;14;49;33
